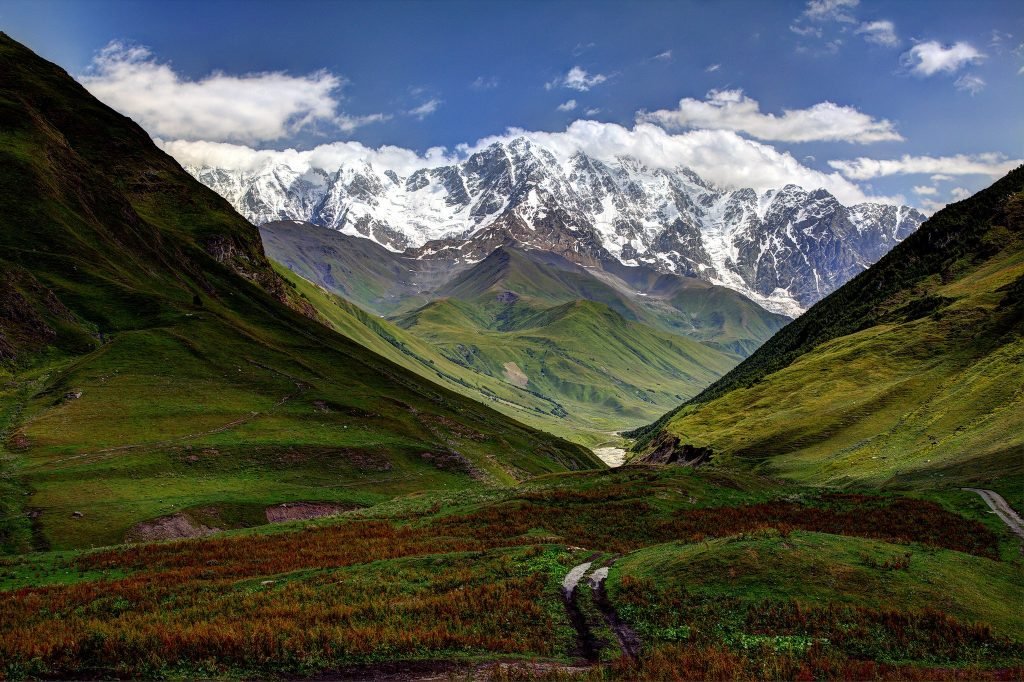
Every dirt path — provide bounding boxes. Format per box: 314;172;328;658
562;558;601;662
963;488;1024;540
589;560;642;660
561;556;642;664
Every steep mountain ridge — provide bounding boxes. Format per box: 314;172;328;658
191;139;925;315
630;167;1024;495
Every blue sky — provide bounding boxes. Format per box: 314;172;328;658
3;0;1022;209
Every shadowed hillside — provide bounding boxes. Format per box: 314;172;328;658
0;33;599;552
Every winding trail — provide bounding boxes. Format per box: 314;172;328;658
562;556;642;663
561;558;600;662
962;488;1024;540
589;560;642;660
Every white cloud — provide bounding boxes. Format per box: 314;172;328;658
918;185;979;213
855;20;898;47
458;122;897;205
557;99;578;112
790;24;822;38
954;74;985;95
829;153;1020;180
162;120;897;206
337;113;391;132
638;89;902;143
801;0;859;23
705;63;721;72
912;185;937;195
408;98;442;119
930;174;953;182
80;41;383;144
584;107;602;116
1019;65;1024;76
653;50;673;61
903;41;984;76
546;66;608;92
159;138;452;177
572;42;596;57
470;75;499;90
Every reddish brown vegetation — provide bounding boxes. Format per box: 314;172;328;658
608;644;1024;681
434;493;1000;558
0;522;554;678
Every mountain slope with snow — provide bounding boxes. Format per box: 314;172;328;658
188;138;925;316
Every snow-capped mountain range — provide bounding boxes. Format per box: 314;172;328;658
187;137;925;316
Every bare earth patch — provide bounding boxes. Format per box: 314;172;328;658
265;501;359;523
126;513;220;542
503;361;529;388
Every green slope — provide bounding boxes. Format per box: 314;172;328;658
0;33;599;552
632;168;1024;501
394;296;737;434
260;222;789;357
431;245;789;355
277;261;735;442
271;262;620;445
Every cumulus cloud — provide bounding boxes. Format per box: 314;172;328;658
460;122;898;205
828;153;1021;180
638;89;902;144
912;185;937;195
584;107;602;116
80;41;383;144
557;99;578;112
705;63;721;72
408;98;442;119
162;120;899;206
954;74;985;95
546;66;608;92
855;20;898;47
158;138;452;177
949;187;972;201
902;41;984;76
653;50;673;61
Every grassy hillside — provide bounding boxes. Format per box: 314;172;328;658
431;245;789;355
631;168;1024;501
394;296;737;434
259;220;444;316
0;33;599;552
272;262;628;445
279;260;735;442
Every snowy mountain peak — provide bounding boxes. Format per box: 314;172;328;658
186;141;925;317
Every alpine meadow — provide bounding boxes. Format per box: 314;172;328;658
1;1;1022;680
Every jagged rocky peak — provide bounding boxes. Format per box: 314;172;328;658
186;139;926;316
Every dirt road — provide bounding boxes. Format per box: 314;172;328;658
963;488;1024;540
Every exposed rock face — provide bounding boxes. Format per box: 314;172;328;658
637;434;713;467
188;138;925;316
